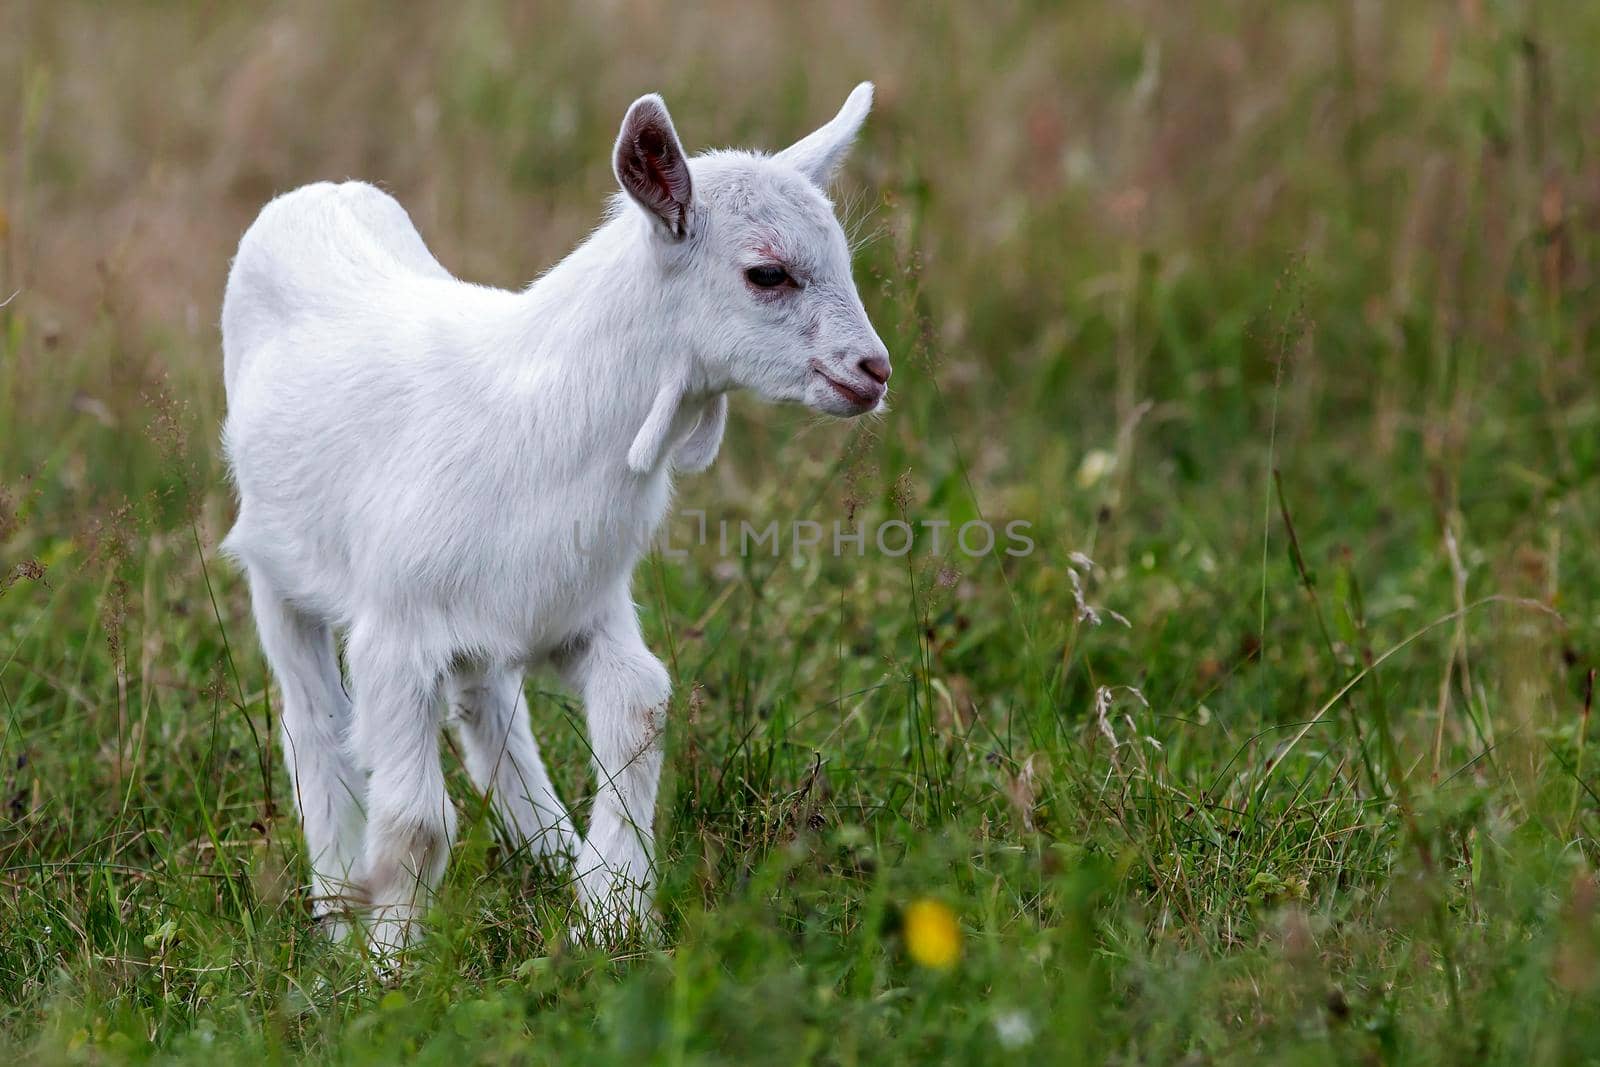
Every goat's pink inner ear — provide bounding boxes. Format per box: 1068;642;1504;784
616;99;692;239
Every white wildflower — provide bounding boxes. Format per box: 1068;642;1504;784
993;1009;1036;1049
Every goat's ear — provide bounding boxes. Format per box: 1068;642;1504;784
775;82;873;189
615;94;693;239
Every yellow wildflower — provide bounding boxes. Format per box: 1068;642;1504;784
903;898;961;970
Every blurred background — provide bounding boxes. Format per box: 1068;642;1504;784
4;1;1600;1061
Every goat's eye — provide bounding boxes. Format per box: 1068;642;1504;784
745;265;792;289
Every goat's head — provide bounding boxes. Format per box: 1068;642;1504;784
613;83;890;417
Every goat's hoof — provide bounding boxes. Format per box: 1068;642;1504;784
310;893;362;944
313;911;355;945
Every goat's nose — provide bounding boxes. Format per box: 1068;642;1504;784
858;352;892;384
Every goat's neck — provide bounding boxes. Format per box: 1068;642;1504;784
498;218;708;474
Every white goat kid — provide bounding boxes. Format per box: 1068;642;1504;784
220;84;889;954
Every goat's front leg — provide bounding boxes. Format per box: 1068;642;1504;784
557;593;671;938
347;624;455;959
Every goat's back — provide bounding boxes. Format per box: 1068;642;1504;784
221;181;450;397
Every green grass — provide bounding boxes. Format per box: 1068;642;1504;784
3;1;1600;1063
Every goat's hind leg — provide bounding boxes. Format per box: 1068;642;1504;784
346;625;455;958
245;566;365;936
447;665;578;863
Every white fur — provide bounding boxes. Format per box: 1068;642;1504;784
219;84;887;953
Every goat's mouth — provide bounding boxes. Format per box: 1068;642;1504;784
810;364;883;412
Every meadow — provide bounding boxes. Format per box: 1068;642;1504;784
3;1;1600;1063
